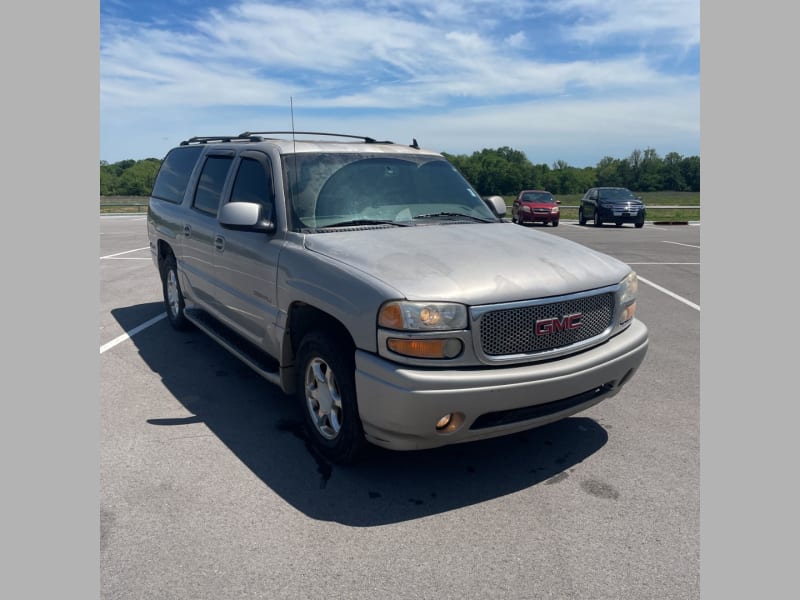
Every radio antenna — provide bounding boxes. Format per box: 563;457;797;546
289;97;298;226
290;96;297;153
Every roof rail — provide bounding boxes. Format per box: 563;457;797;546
238;131;394;144
180;135;263;146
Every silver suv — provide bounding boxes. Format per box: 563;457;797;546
147;132;649;464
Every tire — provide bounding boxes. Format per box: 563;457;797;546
635;221;644;228
593;212;602;227
296;331;365;464
616;221;623;227
578;208;586;226
162;253;190;330
552;220;559;227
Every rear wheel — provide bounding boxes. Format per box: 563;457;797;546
296;331;365;465
162;253;190;330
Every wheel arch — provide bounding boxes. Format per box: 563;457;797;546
280;302;356;394
156;239;175;277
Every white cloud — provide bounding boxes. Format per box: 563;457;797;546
100;0;699;165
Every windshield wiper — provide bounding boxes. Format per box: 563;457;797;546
413;212;493;223
321;219;411;228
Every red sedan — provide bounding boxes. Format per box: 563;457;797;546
512;190;560;227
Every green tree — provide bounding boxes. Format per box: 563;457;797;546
637;148;663;191
595;156;624;187
680;156;700;191
662;152;687;191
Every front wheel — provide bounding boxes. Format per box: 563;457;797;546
162;254;190;330
578;208;586;226
296;331;365;464
551;220;559;227
635;221;644;228
593;213;603;227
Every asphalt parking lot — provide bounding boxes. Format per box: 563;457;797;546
100;215;700;599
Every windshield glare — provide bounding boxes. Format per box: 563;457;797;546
283;153;496;229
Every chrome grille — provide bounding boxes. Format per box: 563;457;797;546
478;293;614;356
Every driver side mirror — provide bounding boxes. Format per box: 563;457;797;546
484;195;508;218
219;201;276;233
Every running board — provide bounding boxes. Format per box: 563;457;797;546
184;308;282;387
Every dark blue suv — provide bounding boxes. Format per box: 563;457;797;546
578;187;646;228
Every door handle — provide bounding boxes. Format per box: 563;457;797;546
183;224;191;237
214;235;225;251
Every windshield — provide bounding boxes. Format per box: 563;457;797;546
282;153;496;230
521;192;555;203
599;188;637;200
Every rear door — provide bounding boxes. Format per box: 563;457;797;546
181;151;235;312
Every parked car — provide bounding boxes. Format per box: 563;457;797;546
579;187;646;228
512;189;560;227
147;132;648;464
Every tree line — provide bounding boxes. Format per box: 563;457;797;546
100;147;699;197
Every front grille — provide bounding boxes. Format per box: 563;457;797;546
607;203;641;212
477;292;614;356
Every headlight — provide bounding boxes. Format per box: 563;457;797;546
618;271;638;325
551;206;559;214
378;301;468;331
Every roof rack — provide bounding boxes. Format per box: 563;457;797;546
180;135;263;146
238;131;394;144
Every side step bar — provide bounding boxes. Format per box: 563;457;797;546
184;308;282;388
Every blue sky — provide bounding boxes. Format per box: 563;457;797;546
100;0;699;167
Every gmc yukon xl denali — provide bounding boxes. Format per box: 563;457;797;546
147;132;649;464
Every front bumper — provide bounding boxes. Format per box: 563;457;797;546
520;211;558;223
354;318;648;450
598;206;645;223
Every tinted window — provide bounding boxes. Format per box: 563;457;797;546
193;156;233;216
230;158;273;213
151;146;203;203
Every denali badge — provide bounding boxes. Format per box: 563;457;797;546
535;313;582;335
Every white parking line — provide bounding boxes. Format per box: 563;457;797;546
638;276;700;312
662;241;700;249
629;262;700;265
101;246;150;260
100;313;166;354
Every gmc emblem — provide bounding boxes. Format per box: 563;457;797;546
535;313;582;335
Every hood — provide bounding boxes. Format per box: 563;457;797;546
303;222;631;305
522;201;559;209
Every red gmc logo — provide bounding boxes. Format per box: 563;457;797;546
535;313;582;335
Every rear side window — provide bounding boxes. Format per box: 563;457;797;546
193;156;233;216
151;146;203;203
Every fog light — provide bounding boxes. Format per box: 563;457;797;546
434;412;464;433
436;414;452;430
